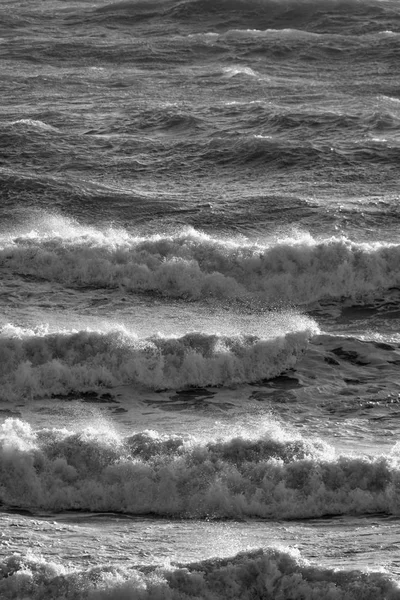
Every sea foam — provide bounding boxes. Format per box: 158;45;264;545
1;547;399;600
0;323;313;399
1;419;400;519
2;225;400;306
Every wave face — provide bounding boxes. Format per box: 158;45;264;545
2;226;400;306
2;419;400;519
1;547;399;600
0;323;313;399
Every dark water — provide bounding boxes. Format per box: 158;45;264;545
1;0;400;598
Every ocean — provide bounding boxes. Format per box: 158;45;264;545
1;0;400;598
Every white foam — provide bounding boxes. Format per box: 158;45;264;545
1;419;400;519
0;546;398;599
222;27;320;40
0;322;315;399
9;119;59;132
2;223;400;305
1;546;399;600
222;65;259;78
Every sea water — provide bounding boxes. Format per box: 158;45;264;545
1;0;400;598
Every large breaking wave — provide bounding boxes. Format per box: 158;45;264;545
0;322;313;399
2;224;400;306
2;419;400;519
1;547;399;600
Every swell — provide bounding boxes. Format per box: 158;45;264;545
3;119;400;182
189;28;400;64
0;167;183;226
0;324;313;399
3;28;399;66
229;106;400;139
5;109;400;147
4;0;399;37
198;136;400;171
2;419;400;520
92;0;400;35
2;227;400;305
1;547;399;600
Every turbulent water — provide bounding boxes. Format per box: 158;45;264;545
1;0;400;598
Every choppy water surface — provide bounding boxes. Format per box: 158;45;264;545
1;0;400;598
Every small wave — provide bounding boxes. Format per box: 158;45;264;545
1;547;399;600
8;119;59;133
0;323;313;399
380;95;400;105
2;419;400;519
184;27;399;66
220;27;321;40
123;106;204;135
315;332;400;364
94;0;172;21
203;135;400;169
222;65;259;78
261;108;400;135
81;103;207;136
2;223;400;306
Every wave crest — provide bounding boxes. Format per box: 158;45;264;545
1;547;399;600
1;419;400;519
3;227;400;305
0;324;313;399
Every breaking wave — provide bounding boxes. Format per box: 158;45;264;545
0;323;313;399
1;547;399;600
2;419;400;519
2;224;400;306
